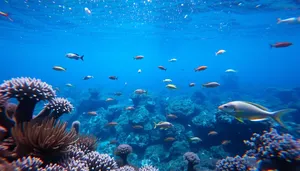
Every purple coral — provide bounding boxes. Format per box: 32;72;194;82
216;155;252;171
118;165;136;171
244;128;300;170
0;77;56;123
183;152;200;171
139;165;159;171
12;156;43;170
34;97;73;122
0;93;8;107
83;151;118;171
38;163;65;171
115;144;133;166
60;157;89;171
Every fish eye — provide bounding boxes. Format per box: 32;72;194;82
224;105;228;108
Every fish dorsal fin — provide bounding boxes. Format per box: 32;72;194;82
243;101;269;111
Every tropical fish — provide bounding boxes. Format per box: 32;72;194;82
270;42;292;48
87;111;97;116
134;89;147;94
164;137;176;142
194;66;207;72
132;125;143;129
134;55;144;60
138;69;142;73
125;106;135;111
218;101;296;127
83;75;93;80
53;66;66;71
202;82;220;88
0;11;13;21
84;7;91;15
114;92;122;96
65;83;73;87
222;140;231;145
225;69;237;73
168;58;177;62
166;114;178;119
189;137;202;143
277;17;300;24
106;98;114;102
216;49;226;56
166;84;177;89
158;66;167;71
208;131;218;136
66;53;84;61
153;121;173;130
109;76;118;80
163;79;172;83
106;122;118;127
189;83;196;87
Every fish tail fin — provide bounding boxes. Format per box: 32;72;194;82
277;18;281;24
153;122;157;129
271;109;296;127
80;55;84;61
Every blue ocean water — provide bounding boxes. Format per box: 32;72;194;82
0;0;300;170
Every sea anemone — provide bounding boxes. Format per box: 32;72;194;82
12;118;77;164
0;77;56;123
0;109;14;139
139;165;159;171
83;151;118;171
0;157;16;171
12;156;43;170
118;165;136;171
183;152;200;171
115;144;133;166
4;103;17;120
75;135;98;154
0;93;8;107
71;121;80;135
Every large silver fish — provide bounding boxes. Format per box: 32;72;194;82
218;101;296;127
66;53;84;61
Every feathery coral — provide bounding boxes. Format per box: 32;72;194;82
0;77;56;123
83;151;118;171
12;118;77;164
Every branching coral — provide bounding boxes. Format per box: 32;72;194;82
33;97;73;122
183;152;200;171
244;128;300;171
0;77;56;123
12;118;77;164
139;165;159;171
74;135;98;154
61;157;89;171
118;165;136;171
12;156;43;170
115;144;133;166
216;155;253;171
83;151;118;171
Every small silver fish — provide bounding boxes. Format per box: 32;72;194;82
53;66;66;71
66;53;84;61
83;75;94;80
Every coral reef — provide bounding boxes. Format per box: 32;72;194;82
115;144;133;166
83;151;118;171
183;152;200;171
215;155;253;171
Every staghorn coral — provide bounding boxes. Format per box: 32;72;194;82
0;77;56;123
34;97;73;122
118;165;136;171
139;165;159;171
37;163;65;171
60;157;88;171
244;128;300;171
12;156;43;171
183;152;200;171
71;121;80;135
74;135;98;154
215;155;254;171
83;151;118;171
12;118;77;164
115;144;133;166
